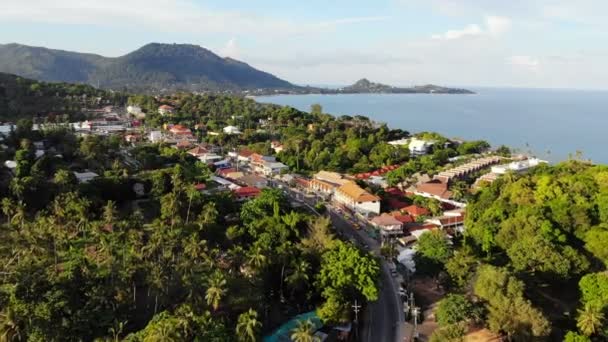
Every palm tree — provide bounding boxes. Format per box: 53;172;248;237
185;184;199;224
286;260;310;291
247;247;267;272
10;202;26;231
290;319;319;342
577;303;605;336
236;309;261;342
205;271;227;311
0;306;22;342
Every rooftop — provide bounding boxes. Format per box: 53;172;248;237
337;182;379;203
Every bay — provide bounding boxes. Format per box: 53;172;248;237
256;88;608;164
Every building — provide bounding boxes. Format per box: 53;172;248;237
414;180;453;201
158;105;175;116
309;171;351;197
223;126;242;135
334;182;381;215
409;138;434;156
234;186;261;201
271;141;284;153
187;146;210;159
491;158;544;174
149;131;163;143
403;205;430;218
249;154;288;176
168;124;193;137
371;213;404;238
238;174;268;188
388;138;410;146
434;156;503;183
73;171;99;184
235;148;255;163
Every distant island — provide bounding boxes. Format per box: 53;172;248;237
272;78;475;96
0;42;474;95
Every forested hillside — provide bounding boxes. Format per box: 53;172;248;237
0;72;126;121
427;161;608;341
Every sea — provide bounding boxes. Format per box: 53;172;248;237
256;87;608;164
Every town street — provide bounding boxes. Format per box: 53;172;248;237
278;182;405;342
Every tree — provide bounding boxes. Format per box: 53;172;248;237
0;307;22;342
310;104;323;115
1;198;14;226
579;272;608;309
473;265;550;339
445;248;478;289
414;230;452;275
563;331;592;342
236;309;261;342
315;241;379;302
429;322;467;342
576;303;604;337
205;271;227;311
436;294;474;326
290;319;319;342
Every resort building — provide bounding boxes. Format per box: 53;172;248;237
309;171;351;197
409;138;434;156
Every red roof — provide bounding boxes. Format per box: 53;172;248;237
238;148;254;158
295;178;310;188
217;168;237;177
194;183;206;191
415;180;453;200
385;187;404;197
391;212;414;224
404;205;430;217
234;186;261;198
159;105;174;110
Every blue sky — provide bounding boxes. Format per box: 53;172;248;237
1;0;607;89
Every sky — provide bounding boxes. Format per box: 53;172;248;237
1;0;607;89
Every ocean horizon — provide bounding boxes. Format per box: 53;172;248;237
257;87;608;164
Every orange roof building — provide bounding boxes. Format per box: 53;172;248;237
334;181;380;215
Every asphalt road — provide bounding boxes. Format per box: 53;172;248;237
278;183;404;342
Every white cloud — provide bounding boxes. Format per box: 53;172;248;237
486;16;512;35
432;16;510;40
0;0;384;37
431;24;482;40
507;55;540;69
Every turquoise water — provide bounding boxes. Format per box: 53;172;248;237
256;88;608;164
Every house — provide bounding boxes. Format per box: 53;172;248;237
388;138;410;146
158;105;175;116
426;210;465;234
414;180;453;201
235;148;255;163
408;223;440;239
73;171;99;184
199;153;223;163
409;138;434;156
149;131;163;143
403;205;430;218
371;213;404;238
211;176;240;190
258;161;288;176
223;126;242;135
271;141;284;153
187;146;210;158
334;182;381;215
391;211;415;224
238;174;268;188
174;140;193;150
168;124;193;137
234;186;261;200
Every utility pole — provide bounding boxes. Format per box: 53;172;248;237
352;299;361;340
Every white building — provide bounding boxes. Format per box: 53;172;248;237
74;171;99;184
259;161;289;176
409;138;434;156
334;182;381;215
371;213;403;238
149;131;163;143
388;138;410;146
223;126;242;135
491;158;544;174
127;105;144;118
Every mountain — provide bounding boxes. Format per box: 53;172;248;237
0;43;295;93
339;78;475;94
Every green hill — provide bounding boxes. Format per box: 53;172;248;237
0;43;295;93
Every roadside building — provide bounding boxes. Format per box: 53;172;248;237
414;180;453;201
371;213;404;238
236;148;255;163
309;171;351;197
334;182;381;215
187;145;209;159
